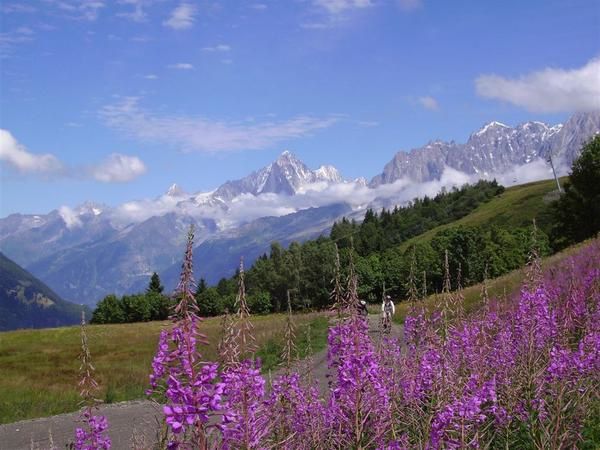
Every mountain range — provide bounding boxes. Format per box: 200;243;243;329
0;111;598;307
371;112;599;185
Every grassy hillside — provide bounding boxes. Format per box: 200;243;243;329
0;312;328;424
396;178;562;254
0;252;88;331
393;237;596;325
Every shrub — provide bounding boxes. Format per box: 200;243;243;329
91;294;125;324
121;294;152;322
248;291;272;314
196;287;224;317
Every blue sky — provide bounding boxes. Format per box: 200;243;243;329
1;0;599;216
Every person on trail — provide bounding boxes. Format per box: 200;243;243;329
357;300;368;316
381;295;395;330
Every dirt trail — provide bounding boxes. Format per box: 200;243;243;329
0;314;403;450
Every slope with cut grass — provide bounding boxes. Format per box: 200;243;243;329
395;177;563;254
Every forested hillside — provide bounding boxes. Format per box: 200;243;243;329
0;253;86;331
187;179;554;315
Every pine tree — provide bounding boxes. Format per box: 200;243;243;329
196;278;208;296
147;272;164;294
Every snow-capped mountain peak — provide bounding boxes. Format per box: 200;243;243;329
166;183;185;197
474;121;510;136
271;150;313;185
210;151;345;200
75;201;105;216
314;165;343;183
276;149;293;161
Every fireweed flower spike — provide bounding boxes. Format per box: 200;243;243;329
74;311;111;450
218;309;239;370
217;257;269;449
281;290;298;374
147;225;221;449
330;243;345;317
233;257;257;359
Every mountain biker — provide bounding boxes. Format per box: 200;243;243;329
381;295;395;329
358;299;368;316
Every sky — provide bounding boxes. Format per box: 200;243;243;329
1;0;599;216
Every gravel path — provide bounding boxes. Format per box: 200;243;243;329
0;314;403;450
0;400;162;450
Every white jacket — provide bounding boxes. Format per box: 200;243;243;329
381;300;395;315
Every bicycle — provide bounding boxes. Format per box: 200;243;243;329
381;312;392;333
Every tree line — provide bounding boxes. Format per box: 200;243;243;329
91;273;171;324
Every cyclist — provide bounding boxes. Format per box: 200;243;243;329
381;295;395;331
357;299;368;317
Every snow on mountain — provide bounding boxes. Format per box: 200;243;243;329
210;150;344;201
165;183;186;197
371;111;600;185
474;121;509;136
75;202;106;217
314;165;343;183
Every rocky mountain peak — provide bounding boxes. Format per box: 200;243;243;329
473;121;510;137
75;201;105;216
372;111;600;185
275;149;294;163
165;183;185;197
314;165;342;183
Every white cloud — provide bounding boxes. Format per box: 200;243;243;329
0;129;63;174
58;206;83;229
251;3;267;10
492;158;560;187
117;0;153;22
99;97;339;153
163;3;197;30
0;129;146;183
313;0;373;14
168;63;194;70
107;167;475;229
31;0;105;21
15;27;34;35
53;0;106;21
418;96;439;111
0;26;35;56
90;153;147;182
99;157;564;231
304;0;376;29
144;74;158;79
475;57;600;113
397;0;421;11
201;44;231;52
2;3;37;14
